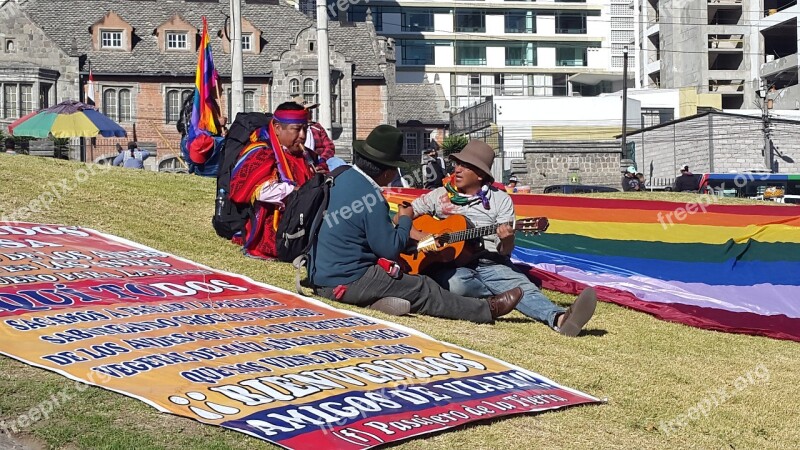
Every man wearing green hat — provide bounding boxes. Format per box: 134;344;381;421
310;125;523;323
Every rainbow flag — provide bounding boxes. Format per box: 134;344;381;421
186;16;222;161
384;190;800;342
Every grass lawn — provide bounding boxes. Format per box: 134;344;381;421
0;155;798;449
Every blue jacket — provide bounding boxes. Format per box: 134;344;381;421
310;167;412;287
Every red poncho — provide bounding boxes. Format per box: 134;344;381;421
229;128;316;259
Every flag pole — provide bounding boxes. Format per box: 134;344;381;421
230;0;244;122
316;0;332;133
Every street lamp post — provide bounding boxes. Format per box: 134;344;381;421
622;46;629;160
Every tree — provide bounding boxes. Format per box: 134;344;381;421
441;134;468;159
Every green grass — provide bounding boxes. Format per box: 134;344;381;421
1;155;799;450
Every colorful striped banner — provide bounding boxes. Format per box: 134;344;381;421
384;190;800;342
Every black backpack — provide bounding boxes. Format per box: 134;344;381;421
212;112;272;239
276;165;350;263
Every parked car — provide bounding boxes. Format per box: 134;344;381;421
543;184;620;194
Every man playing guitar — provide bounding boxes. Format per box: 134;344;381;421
407;140;597;336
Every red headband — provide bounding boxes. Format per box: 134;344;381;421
274;109;309;124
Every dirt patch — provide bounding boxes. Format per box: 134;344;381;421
0;431;47;450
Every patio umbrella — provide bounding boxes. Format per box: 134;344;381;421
10;99;127;139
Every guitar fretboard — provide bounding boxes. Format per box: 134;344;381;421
445;221;514;244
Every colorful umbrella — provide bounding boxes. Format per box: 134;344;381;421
9;100;127;139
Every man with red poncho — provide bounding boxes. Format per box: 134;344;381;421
228;102;329;259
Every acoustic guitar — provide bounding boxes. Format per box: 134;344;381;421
399;215;549;275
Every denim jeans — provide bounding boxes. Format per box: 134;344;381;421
428;259;564;328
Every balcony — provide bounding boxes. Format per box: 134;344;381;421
769;83;800;109
708;0;743;5
708;80;745;93
761;52;799;77
646;56;661;74
708;34;744;50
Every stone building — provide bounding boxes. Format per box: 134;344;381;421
394;80;449;162
0;0;433;169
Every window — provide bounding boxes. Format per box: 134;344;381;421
227;89;257;117
39;84;51;109
166;32;188;50
103;90;117;120
455;42;487;65
455;10;485;32
289;79;300;95
469;74;481;96
505;11;535;33
556;13;586;34
401;40;435;65
346;5;389;31
100;30;123;49
506;43;536;66
166;88;193;123
403;10;434;31
21;85;34;116
3;84;18;118
102;87;133;122
405;132;418;153
423;131;432;148
5;39;15;53
119;89;132;121
494;73;526;96
331;79;341;124
641;108;674;127
302;78;317;122
244;91;255;112
242;33;252;52
556;46;587;66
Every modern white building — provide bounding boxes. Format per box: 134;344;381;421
318;0;637;109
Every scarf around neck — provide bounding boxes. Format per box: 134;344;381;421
444;176;491;209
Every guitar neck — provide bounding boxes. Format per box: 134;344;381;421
448;221;513;244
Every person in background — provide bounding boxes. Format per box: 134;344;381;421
621;166;640;191
636;173;646;191
113;142;150;169
506;175;519;193
423;148;446;189
673;165;700;192
292;96;335;161
4;138;17;155
311;125;523;322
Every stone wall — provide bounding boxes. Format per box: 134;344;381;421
627;112;800;186
519;140;623;192
0;2;79;124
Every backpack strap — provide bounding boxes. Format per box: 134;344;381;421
293;165;351;295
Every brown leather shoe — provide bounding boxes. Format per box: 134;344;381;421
487;287;523;319
557;287;597;336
